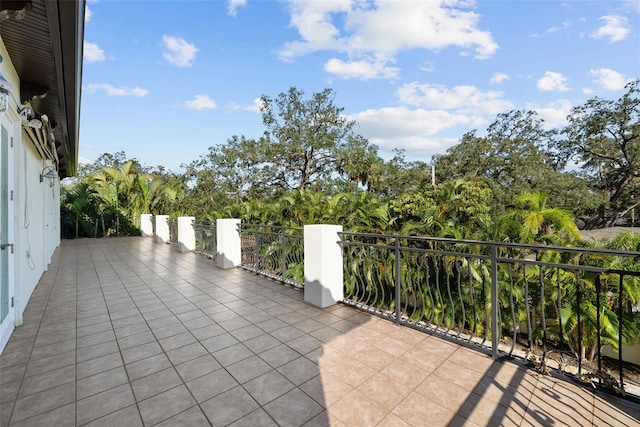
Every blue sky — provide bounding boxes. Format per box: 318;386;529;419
80;0;640;172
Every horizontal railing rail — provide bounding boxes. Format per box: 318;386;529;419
239;224;304;288
339;231;640;401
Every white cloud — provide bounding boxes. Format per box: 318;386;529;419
623;0;640;14
590;15;630;42
87;83;149;97
350;107;469;155
78;156;92;165
525;99;573;129
85;4;92;22
228;0;247;16
531;19;572;37
489;72;510;85
162;35;198;67
184;95;217;110
546;20;572;34
350;107;477;139
589;68;632;91
244;98;262;112
278;0;498;79
537;71;570;92
324;58;399;80
396;82;513;115
84;41;105;63
230;98;263;112
420;62;435;73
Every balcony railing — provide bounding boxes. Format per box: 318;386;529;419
168;217;178;245
194;219;217;257
143;215;640;402
239;224;304;288
340;232;640;400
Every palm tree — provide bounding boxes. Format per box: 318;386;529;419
66;182;96;238
507;191;581;244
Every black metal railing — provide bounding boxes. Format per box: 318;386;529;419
168;217;178;245
194;219;217;257
340;232;640;400
239;224;304;287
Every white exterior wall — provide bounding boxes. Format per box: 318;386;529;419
13;137;59;325
1;38;61;343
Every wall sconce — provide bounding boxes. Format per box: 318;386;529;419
0;72;12;115
40;166;57;186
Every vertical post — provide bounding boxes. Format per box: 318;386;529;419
140;214;153;237
577;271;582;374
596;275;602;385
618;274;624;390
155;215;170;243
557;268;564;348
216;219;241;269
281;232;287;281
303;225;343;308
395;237;401;325
490;244;499;359
177;216;195;253
255;230;261;271
540;267;547;360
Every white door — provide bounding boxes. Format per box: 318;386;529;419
0;114;15;353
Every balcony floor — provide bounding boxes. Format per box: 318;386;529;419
1;237;638;426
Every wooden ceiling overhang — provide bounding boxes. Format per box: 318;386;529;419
1;0;84;177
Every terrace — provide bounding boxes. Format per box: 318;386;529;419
0;236;639;426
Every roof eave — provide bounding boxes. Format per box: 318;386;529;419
45;0;84;178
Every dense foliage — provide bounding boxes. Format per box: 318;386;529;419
62;82;639;239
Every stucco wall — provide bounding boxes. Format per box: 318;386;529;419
13;135;60;325
1;36;61;336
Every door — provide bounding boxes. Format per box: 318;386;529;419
0;114;15;353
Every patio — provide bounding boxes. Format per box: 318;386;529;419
0;237;638;426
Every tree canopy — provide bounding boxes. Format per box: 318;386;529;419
63;82;640;237
557;79;640;228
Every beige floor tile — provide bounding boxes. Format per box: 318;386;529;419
392;391;455;427
380;359;430;389
329;389;390;426
200;386;260;426
11;382;75;423
300;372;353;408
138;384;197;426
263;388;323;426
415;372;470;411
432;359;487;391
356;372;411;410
4;238;638;427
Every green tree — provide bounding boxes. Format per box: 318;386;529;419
367;149;434;199
557;79;640;228
433;110;594;216
258;87;375;193
506;191;581;244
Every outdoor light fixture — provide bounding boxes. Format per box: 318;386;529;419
40;166;57;185
0;72;12;115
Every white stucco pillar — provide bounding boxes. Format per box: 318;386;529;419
216;219;241;269
177;216;195;253
303;224;343;308
140;214;153;237
155;215;170;244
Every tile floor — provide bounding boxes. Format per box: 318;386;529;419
0;237;638;426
